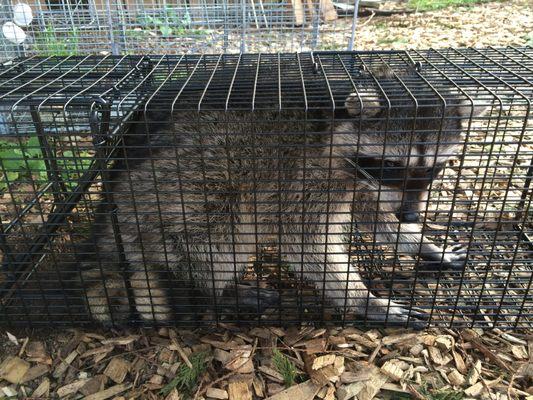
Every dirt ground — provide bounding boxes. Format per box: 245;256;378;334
1;0;532;399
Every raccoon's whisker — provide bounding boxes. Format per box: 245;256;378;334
331;150;380;189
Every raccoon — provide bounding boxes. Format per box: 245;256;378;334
82;65;488;326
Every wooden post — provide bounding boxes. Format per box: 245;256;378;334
290;0;305;26
320;0;337;22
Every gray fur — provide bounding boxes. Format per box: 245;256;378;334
83;66;489;326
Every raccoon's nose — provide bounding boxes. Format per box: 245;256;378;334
398;212;419;223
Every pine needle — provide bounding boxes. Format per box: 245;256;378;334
272;348;298;388
159;351;208;397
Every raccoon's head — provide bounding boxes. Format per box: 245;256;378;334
334;67;490;223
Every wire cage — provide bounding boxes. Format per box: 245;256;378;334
0;47;532;329
0;0;359;60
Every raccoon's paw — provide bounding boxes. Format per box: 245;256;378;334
82;269;131;326
420;245;467;272
362;298;428;330
130;271;173;323
221;284;280;313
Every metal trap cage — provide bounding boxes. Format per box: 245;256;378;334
0;47;532;329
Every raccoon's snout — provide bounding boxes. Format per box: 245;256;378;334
397;211;420;223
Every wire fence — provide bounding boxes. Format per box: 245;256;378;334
1;0;360;61
0;48;532;329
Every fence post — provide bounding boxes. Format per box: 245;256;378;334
104;0;120;54
347;0;360;50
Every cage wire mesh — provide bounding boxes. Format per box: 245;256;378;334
0;48;532;329
0;0;360;60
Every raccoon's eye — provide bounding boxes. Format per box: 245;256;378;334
384;160;399;168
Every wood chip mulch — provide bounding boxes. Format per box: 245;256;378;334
0;325;532;399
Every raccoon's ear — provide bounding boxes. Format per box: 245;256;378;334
344;92;382;117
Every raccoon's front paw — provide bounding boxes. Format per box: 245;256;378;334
364;298;429;330
82;269;131;326
420;245;467;271
130;271;173;323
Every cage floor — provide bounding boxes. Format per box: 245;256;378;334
1;226;531;329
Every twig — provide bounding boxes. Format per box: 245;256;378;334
170;329;193;369
466;336;513;373
407;384;426;400
368;341;382;364
359;10;376;27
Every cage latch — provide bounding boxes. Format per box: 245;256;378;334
90;96;113;146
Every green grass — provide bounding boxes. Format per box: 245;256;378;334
272;349;299;388
419;384;465;400
408;0;492;11
159;352;208;397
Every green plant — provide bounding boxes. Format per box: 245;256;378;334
0;137;93;191
418;384;465;400
35;25;80;56
407;0;493;11
0;137;47;190
137;8;199;38
525;32;533;46
159;352;208;397
272;349;299;388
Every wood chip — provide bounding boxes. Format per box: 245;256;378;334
80;375;107;396
466;359;482;386
380;360;404;382
382;333;417;346
2;386;17;397
303;354;329;386
312;354;336;370
448;369;465;387
337;382;365;400
19;364;50;383
358;369;388;400
259;366;284;383
165;389;181;400
228;380;251;400
53;350;78;379
25;341;49;363
80;344;115;358
340;370;373;384
83;383;132;400
214;348;232;364
318;384;335;400
206;387;229;399
464;381;485;397
103;357;130;384
32;378;50;398
410;344;424;356
0;356;30;384
149;374;164;385
305;338;327;355
264;380;321;400
56;378;90;398
428;346;451;366
435;336;454;352
252;375;265;397
452;349;467;374
512;345;529;360
100;335;139;346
